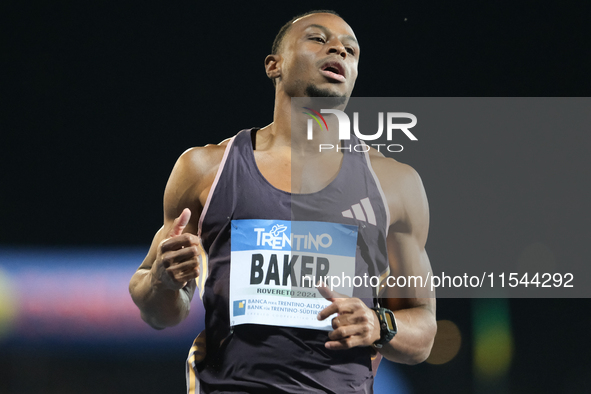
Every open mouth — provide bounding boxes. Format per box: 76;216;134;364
320;61;346;82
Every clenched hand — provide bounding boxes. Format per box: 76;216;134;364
151;208;202;291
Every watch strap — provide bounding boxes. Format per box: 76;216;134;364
372;307;397;348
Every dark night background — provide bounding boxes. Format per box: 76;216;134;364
1;1;590;393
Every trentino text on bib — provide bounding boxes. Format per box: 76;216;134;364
229;219;358;331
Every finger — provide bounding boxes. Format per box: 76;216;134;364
177;271;200;283
166;258;200;274
317;282;348;302
166;262;200;283
325;336;365;350
161;235;201;253
161;245;200;267
168;208;191;237
328;321;369;341
320;298;363;320
331;314;350;329
328;325;352;341
318;302;355;321
331;308;371;331
317;284;359;321
169;268;200;283
317;302;339;321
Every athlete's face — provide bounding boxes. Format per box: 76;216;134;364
274;13;359;98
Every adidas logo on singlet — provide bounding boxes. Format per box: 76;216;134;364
341;197;376;225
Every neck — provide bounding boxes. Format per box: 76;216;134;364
267;89;345;155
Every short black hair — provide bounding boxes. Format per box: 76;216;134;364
271;10;341;55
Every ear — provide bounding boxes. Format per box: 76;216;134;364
264;54;282;82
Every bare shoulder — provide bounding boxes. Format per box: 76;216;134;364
163;137;233;221
179;137;232;164
175;138;232;180
367;147;429;228
367;147;424;195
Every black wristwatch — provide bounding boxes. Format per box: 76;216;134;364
372;307;397;348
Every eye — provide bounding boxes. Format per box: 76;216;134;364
310;36;326;43
346;47;356;55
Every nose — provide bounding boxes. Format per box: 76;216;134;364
327;38;347;59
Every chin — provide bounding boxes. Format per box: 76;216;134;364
304;85;349;106
305;84;347;98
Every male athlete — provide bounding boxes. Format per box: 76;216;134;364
130;10;436;393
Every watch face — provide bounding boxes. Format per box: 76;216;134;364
384;310;396;331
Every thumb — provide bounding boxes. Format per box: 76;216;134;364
169;208;191;237
317;281;348;302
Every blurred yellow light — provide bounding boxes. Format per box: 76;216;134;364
473;299;513;380
426;319;462;365
0;268;18;339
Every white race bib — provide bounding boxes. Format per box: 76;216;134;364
229;220;358;331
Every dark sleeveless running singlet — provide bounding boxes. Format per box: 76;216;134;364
189;128;390;394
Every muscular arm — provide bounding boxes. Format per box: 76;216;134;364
318;153;436;365
129;213;198;330
374;157;436;364
129;144;224;329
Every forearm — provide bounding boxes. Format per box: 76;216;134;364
377;304;437;364
129;268;191;329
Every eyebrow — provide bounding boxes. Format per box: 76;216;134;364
305;24;359;47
